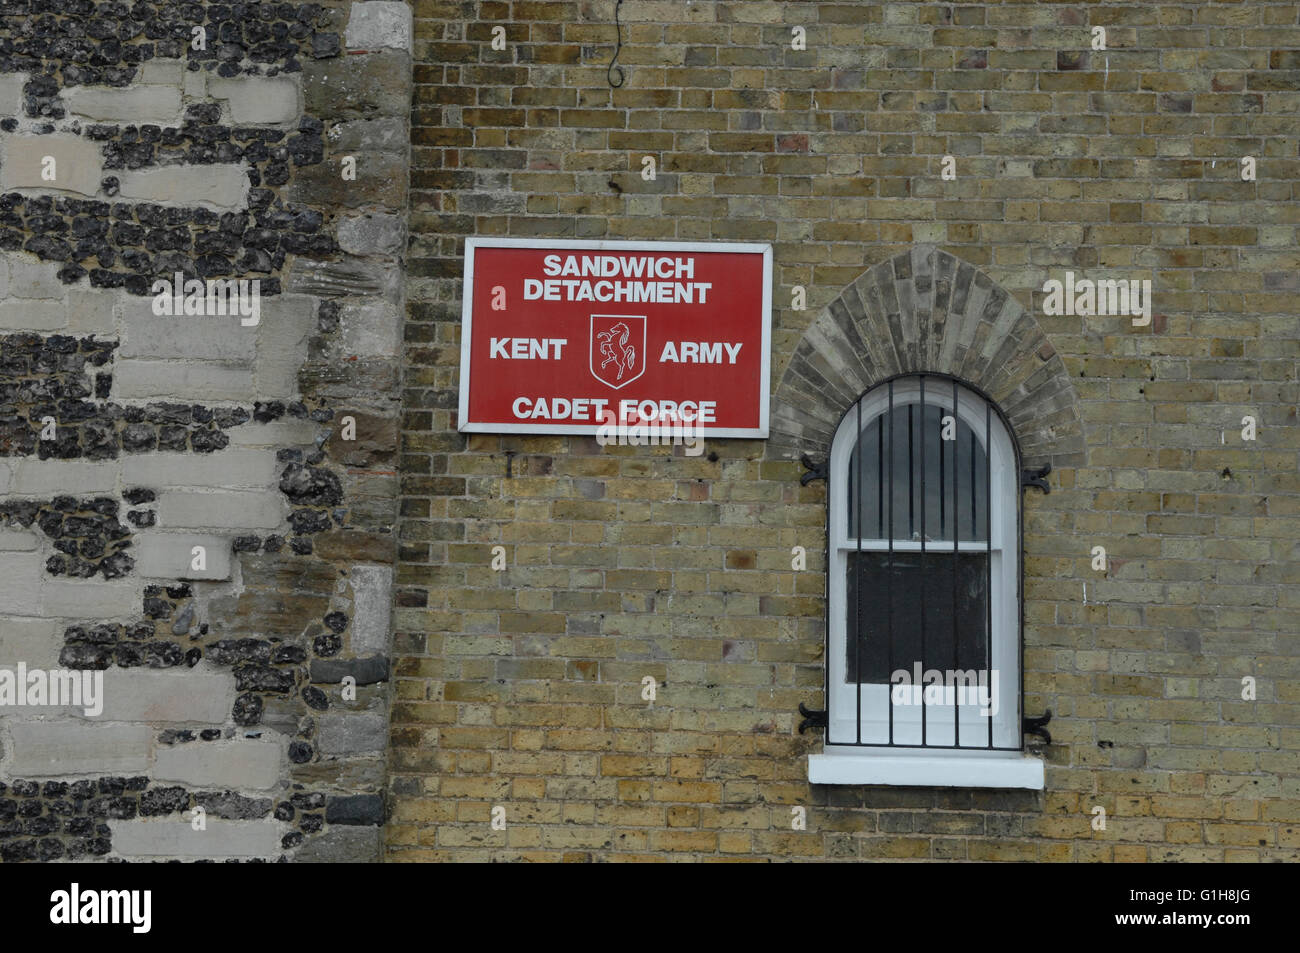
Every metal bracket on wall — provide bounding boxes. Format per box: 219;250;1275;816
1023;709;1053;744
504;450;516;478
799;453;828;485
1020;462;1051;494
798;702;828;734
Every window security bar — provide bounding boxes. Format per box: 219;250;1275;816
802;373;1028;752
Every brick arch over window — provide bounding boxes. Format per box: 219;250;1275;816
768;246;1085;469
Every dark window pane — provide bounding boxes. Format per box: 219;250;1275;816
844;551;989;683
848;402;988;542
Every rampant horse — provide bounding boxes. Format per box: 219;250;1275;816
596;321;636;381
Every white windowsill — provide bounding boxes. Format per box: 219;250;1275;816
808;750;1045;789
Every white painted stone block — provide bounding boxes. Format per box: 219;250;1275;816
79;670;234;723
0;617;63;669
66;288;118;335
10;459;118;496
6;253;65;298
0;134;103;196
0;553;44;616
153;738;282;790
109;819;283;859
135;533;232;581
0;73;27;119
122;449;276;490
114;360;255;402
0;528;38;551
254;295;315;399
183;68;206;100
64;84;183;124
139;58;185;85
116;164;250;210
119;299;255;361
209;76;300;124
5;721;151;776
158;490;284;530
0;300;67;331
226;419;321;448
42;579;140;619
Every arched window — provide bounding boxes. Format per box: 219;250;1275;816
809;374;1043;788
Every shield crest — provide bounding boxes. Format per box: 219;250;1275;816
589;314;646;389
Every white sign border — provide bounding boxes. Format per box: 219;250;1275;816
457;237;773;439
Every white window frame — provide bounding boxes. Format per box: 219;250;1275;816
808;377;1044;789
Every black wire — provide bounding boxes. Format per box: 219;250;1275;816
607;0;625;88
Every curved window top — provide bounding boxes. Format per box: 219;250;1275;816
847;394;989;544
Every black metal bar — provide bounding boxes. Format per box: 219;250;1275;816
986;398;993;750
970;417;977;540
855;395;861;746
907;403;914;541
939;404;945;539
878;412;884;539
887;380;894;746
952;379;959;747
919;376;926;746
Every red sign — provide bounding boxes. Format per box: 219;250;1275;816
458;239;772;437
